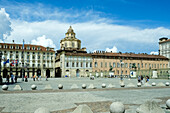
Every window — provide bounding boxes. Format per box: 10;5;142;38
101;62;103;68
33;64;35;67
157;64;159;68
145;63;147;68
33;56;35;59
105;62;107;68
72;42;74;47
38;64;40;67
66;62;69;67
76;62;79;67
141;63;143;68
90;62;92;67
86;62;88;67
81;62;83;67
27;52;29;54
113;62;116;68
65;43;67;47
138;63;140;68
10;51;12;53
95;62;97;67
117;63;120;68
27;56;29;59
129;63;132;68
38;56;40;59
16;55;18;58
125;63;128;68
72;62;74;67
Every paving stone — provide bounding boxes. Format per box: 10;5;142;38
143;83;151;87
72;104;93;113
44;84;52;90
34;107;50;113
136;100;164;113
108;84;115;88
157;82;165;87
127;83;135;87
71;84;79;89
88;84;96;89
13;85;23;91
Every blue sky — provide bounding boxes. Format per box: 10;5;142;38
0;0;170;54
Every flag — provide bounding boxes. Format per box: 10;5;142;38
10;62;14;66
12;60;19;64
3;59;9;64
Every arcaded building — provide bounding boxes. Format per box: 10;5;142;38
91;51;169;77
159;37;170;68
55;26;92;77
0;43;55;78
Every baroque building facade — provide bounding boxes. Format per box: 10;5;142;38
0;43;55;78
55;26;169;78
159;37;170;68
55;26;93;77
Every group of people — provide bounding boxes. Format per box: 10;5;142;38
6;74;18;84
137;75;149;84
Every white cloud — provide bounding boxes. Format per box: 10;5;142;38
106;46;118;53
0;8;12;41
1;5;170;53
150;51;159;55
31;35;56;48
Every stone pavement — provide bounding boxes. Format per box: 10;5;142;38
0;78;170;113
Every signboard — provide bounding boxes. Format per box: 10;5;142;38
152;71;158;78
130;71;136;77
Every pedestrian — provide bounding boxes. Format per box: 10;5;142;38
11;74;14;84
36;75;39;81
6;74;10;84
25;75;28;82
145;76;149;82
15;74;18;83
33;75;35;81
39;75;41;81
137;75;141;83
141;75;144;84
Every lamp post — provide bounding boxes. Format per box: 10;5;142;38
0;51;3;84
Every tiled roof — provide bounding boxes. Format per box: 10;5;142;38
0;43;55;52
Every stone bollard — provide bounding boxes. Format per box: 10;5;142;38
110;102;125;113
31;84;37;90
34;107;50;113
120;81;125;87
152;82;156;86
58;84;63;89
136;100;164;113
166;99;170;109
102;83;106;88
137;82;142;87
2;85;8;90
165;82;170;86
82;84;86;89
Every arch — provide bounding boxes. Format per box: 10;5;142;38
20;69;25;78
46;69;50;78
76;69;80;77
3;68;8;78
37;69;41;77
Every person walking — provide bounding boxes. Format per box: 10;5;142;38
11;74;14;84
137;75;141;83
25;75;28;82
6;74;10;84
15;74;18;83
33;75;35;81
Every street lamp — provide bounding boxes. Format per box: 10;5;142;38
0;51;3;84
